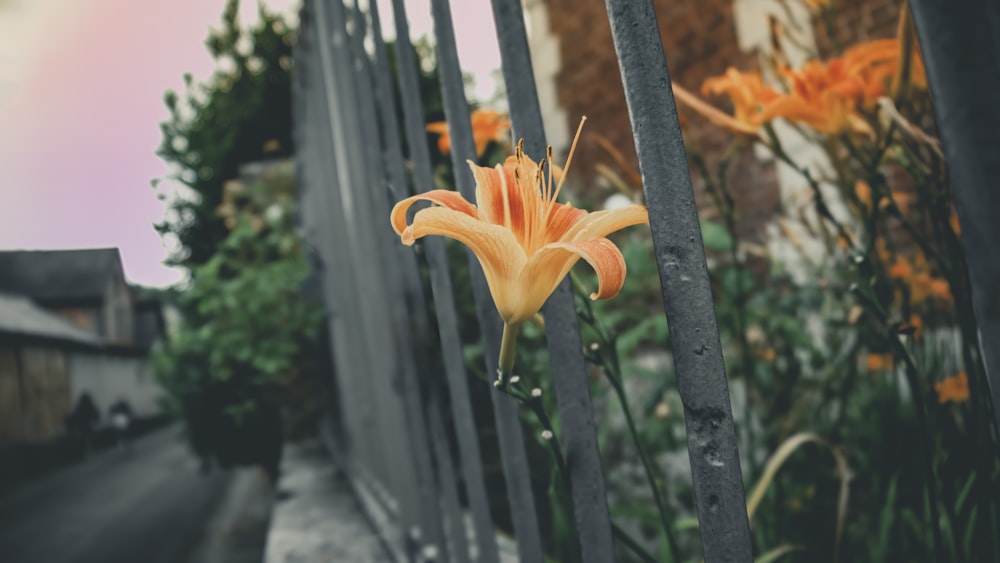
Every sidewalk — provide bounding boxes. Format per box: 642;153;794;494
189;465;275;563
264;441;391;563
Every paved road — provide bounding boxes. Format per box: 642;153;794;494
0;428;235;563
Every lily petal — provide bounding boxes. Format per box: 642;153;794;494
390;189;479;235
544;202;588;244
515;238;627;323
562;205;649;242
425;121;450;134
672;83;761;137
400;206;527;321
468;159;538;251
469;162;506;226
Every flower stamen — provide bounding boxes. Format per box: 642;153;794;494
545;116;587;224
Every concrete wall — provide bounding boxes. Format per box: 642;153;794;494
67;352;162;422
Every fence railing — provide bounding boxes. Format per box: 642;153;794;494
292;0;999;561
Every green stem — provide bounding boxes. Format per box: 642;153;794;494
522;396;660;563
612;523;660;563
764;124;858;251
496;322;521;389
604;369;682;562
569;274;682;562
714;149;759;482
853;283;946;562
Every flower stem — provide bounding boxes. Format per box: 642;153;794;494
521;395;660;563
497;322;521;388
569;273;681;562
604;365;681;562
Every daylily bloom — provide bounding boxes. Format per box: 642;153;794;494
671;68;779;138
935;372;969;404
673;83;759;137
756;37;926;136
392;120;647;376
854;180;873;210
907;313;923;339
758;60;875;136
866;353;894;372
701;68;780;127
426;109;511;157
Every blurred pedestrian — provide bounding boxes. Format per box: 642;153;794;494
67;393;99;457
109;398;134;450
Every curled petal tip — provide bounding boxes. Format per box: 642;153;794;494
401;228;417;246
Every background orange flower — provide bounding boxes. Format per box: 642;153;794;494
426;109;511;157
935;372;969;404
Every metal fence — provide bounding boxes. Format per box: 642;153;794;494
291;0;999;561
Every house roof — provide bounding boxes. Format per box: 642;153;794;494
0;248;124;302
0;292;101;345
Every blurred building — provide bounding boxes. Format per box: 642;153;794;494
0;248;134;345
0;248;164;446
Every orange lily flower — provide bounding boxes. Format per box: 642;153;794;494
866;353;894;372
701;68;781;126
908;313;923;339
426;109;511;157
935;372;969;404
854;180;873;209
758;60;875;136
803;0;830;11
672;68;778;137
392;120;648;375
672;83;759;137
888;257;914;280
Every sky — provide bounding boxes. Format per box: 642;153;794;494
0;0;501;288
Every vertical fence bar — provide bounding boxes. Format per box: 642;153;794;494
370;1;502;561
306;0;380;482
388;0;504;558
330;0;454;558
348;3;472;560
293;4;349;452
907;0;1000;445
346;0;424;536
315;0;397;493
603;1;754;560
312;0;440;557
488;0;617;560
422;0;545;560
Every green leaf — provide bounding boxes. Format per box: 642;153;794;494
700;219;733;251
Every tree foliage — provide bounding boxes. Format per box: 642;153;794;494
154;163;323;473
157;0;295;266
153;2;322;473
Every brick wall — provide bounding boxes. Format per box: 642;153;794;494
815;0;903;56
541;0;904;241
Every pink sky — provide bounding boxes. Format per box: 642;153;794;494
0;0;294;287
0;0;498;288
